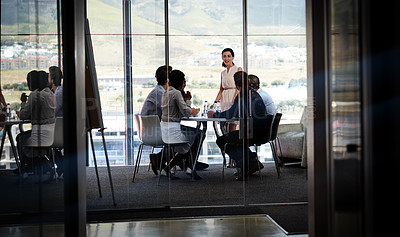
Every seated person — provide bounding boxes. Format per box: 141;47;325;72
141;65;171;120
141;65;208;175
15;70;38;174
49;66;64;177
49;66;63;117
208;71;269;181
160;69;201;179
178;76;208;172
140;65;171;175
248;74;276;115
16;70;56;178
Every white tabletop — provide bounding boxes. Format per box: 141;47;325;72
181;116;237;122
0;119;30;126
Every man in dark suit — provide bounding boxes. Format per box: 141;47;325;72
208;71;269;180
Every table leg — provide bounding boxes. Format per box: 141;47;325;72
192;121;207;173
7;126;21;169
0;125;7;156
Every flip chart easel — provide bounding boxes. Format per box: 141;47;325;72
85;18;116;206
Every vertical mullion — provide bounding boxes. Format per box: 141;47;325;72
165;0;169;68
124;0;134;165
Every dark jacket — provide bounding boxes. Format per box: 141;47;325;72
213;88;269;140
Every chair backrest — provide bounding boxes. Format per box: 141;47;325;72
270;113;282;141
51;117;63;148
140;115;165;147
263;114;275;141
300;106;307;129
253;114;274;145
133;113;142;141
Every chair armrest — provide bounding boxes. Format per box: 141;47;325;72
278;123;303;134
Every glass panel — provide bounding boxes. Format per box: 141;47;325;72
130;1;169;209
86;0;171;210
168;0;244;207
1;0;63;231
86;0;128;210
84;0;308;212
328;0;362;235
248;0;307;123
247;0;307;205
1;0;58;35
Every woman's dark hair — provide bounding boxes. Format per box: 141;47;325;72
169;70;185;90
49;66;63;86
155;65;172;85
222;48;235;67
37;70;49;90
27;70;39;91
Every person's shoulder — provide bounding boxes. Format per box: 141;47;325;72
253;89;264;99
55;86;63;94
42;87;53;93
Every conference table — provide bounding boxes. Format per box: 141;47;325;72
180;116;238;175
0;119;30;170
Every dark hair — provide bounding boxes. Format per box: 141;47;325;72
37;70;49;90
155;65;172;85
169;70;185;90
233;71;248;88
248;74;260;89
27;70;39;91
49;66;63;86
221;48;235;67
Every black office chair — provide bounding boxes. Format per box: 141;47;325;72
221;115;274;182
268;113;282;178
249;114;275;182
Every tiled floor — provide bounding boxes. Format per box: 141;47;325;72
1;215;308;237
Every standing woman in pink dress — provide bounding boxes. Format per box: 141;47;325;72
214;48;242;132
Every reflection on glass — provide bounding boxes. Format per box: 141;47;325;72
329;0;362;235
0;0;64;226
248;0;307;124
82;0;308;211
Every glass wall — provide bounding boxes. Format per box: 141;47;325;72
247;0;307;164
86;0;125;167
169;0;243;166
0;0;64;228
86;0;306;165
83;0;307;210
85;0;306;171
1;0;307;225
248;0;307;123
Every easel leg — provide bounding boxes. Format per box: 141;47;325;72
100;129;117;206
89;130;102;197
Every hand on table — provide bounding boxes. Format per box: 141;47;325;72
191;108;200;116
207;110;215;118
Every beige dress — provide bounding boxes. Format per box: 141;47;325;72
220;65;239;111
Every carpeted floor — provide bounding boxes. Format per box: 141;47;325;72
86;163;307;209
0;163;308;233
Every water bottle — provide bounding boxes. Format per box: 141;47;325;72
203;101;208;117
6;103;11;121
216;101;221;112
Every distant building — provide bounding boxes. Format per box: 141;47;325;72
11;58;25;69
1;58;11;70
